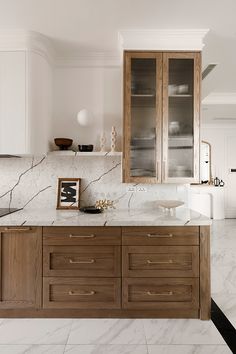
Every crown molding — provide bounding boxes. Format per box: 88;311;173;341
55;51;121;68
202;93;236;105
118;29;209;51
0;30;55;63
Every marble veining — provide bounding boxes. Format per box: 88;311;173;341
0;155;190;211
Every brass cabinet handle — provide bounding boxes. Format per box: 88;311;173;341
69;290;95;296
147;259;173;264
147;291;173;296
69;259;95;264
147;233;173;238
69;234;95;238
4;227;31;232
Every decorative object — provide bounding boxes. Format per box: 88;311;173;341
77;109;93;126
169;121;180;135
78;144;93;152
95;199;115;211
57;178;81;209
219;180;225;187
110;126;117;152
100;133;106;152
54;138;73;150
80;206;103;214
156;200;185;210
214;177;220;187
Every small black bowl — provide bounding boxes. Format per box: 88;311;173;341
80;206;102;214
78;144;94;152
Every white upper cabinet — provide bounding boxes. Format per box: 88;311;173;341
0;31;52;155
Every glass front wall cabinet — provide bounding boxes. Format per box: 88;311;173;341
123;52;162;183
162;52;201;183
123;51;201;184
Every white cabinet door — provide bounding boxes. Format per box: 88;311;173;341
0;51;26;154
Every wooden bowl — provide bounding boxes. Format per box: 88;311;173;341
54;138;73;150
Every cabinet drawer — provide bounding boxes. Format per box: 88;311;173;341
43;277;121;309
123;246;199;277
43;245;121;277
122;227;199;245
123;278;199;310
43;227;121;245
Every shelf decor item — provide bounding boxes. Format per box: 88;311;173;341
95;199;115;211
54;138;73;150
57;178;81;209
100;133;106;152
111;126;117;152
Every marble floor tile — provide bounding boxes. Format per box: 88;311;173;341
143;319;225;345
0;319;72;345
211;265;236;294
147;344;232;354
64;344;148;354
0;345;65;354
67;319;146;345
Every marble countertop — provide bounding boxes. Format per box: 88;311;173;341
0;207;211;226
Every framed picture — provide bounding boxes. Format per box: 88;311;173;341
57;178;81;209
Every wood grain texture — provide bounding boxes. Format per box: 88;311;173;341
122;245;199;278
0;227;42;309
123;277;199;310
122;226;199;245
199;226;211;320
43;277;121;309
122;51;163;183
0;308;199;318
43;245;121;277
162;52;201;183
43;226;121;245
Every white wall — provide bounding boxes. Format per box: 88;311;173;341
202;123;236;218
51;65;122;152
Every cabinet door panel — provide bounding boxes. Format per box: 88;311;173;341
122;245;199;277
123;52;162;183
163;52;201;183
0;51;26;154
43;277;121;309
0;227;42;309
43;245;121;277
123;277;199;310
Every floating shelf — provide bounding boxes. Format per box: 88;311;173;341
169;94;192;98
48;151;122;157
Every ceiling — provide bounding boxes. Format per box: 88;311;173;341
0;0;236;123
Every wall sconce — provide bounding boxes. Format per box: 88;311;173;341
77;109;93;126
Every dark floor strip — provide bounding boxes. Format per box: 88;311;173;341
211;298;236;353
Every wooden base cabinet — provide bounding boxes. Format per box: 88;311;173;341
0;227;42;309
0;225;210;320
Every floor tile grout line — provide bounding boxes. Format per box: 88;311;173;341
63;319;74;353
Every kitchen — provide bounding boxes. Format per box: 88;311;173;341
0;1;235;353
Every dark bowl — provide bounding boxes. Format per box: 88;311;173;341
78;144;94;152
54;138;73;150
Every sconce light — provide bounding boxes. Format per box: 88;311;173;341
77;109;93;126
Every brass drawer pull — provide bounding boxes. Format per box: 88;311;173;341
69;290;95;296
147;233;173;238
147;259;173;264
69;259;95;264
147;291;173;296
69;234;95;238
4;227;31;232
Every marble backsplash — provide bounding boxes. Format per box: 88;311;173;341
0;155;190;210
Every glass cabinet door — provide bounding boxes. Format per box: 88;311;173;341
162;53;201;183
123;52;162;183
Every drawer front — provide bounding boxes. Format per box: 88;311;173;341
43;245;121;277
43;227;121;245
122;227;199;246
123;278;199;310
123;246;199;277
43;277;121;309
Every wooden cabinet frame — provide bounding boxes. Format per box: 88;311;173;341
123;51;201;184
